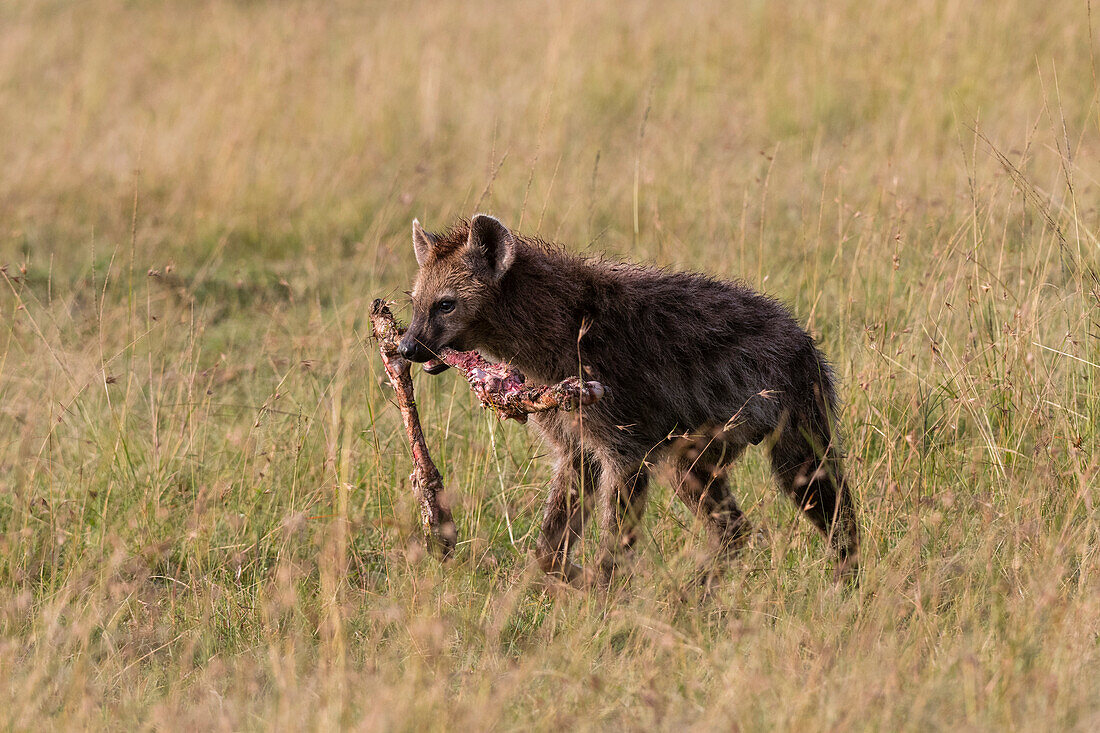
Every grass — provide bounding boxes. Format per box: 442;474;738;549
1;0;1098;728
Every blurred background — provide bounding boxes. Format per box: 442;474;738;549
4;1;1096;276
1;1;1097;728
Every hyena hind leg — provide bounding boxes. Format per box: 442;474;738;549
668;436;753;579
535;448;599;584
769;422;859;579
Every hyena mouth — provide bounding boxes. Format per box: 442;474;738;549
423;358;450;375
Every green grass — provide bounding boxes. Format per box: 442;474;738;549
1;0;1098;728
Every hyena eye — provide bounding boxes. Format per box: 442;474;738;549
436;299;456;314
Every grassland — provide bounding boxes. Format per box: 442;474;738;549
1;0;1098;729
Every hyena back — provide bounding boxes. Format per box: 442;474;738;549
400;214;859;584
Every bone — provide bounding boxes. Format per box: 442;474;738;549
368;299;609;556
438;348;607;424
369;299;457;559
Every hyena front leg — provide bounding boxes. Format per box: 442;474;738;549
595;460;651;585
535;447;599;583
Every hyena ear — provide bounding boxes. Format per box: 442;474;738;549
467;214;516;280
412;219;437;267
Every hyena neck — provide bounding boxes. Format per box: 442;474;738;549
476;244;589;384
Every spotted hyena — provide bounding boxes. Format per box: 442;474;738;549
400;214;859;584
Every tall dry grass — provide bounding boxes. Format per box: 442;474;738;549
1;0;1098;729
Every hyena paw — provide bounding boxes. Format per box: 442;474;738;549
534;550;585;586
833;553;860;585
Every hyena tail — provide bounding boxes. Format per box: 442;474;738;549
769;346;859;577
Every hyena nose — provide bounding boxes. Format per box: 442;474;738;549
398;336;421;361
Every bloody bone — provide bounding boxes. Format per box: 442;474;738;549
369;299;457;559
368;299;608;555
437;349;606;424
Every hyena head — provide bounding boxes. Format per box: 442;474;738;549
399;214;516;373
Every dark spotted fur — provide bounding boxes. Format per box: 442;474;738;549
401;214;859;584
